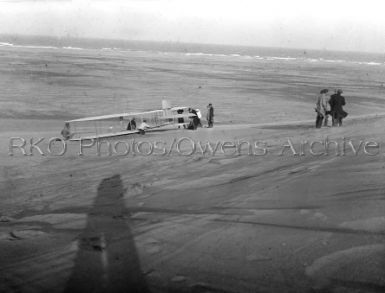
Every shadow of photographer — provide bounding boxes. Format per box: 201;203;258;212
64;174;149;293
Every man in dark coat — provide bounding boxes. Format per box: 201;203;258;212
188;108;201;130
130;117;137;130
329;89;347;127
206;103;214;128
126;117;136;130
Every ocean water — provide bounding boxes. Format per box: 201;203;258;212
1;35;385;65
1;35;385;124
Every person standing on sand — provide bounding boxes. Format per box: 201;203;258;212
127;117;137;130
329;89;347;127
130;117;136;130
315;89;330;128
188;108;200;130
61;122;72;140
206;103;214;128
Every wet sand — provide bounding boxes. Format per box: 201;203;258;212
0;46;385;292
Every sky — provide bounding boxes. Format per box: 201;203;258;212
0;0;384;53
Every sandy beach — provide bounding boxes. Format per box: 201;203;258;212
1;44;385;292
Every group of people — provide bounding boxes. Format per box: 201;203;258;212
187;108;202;129
127;103;214;132
185;103;214;129
125;117;149;132
315;89;347;128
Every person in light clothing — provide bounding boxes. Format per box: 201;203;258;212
315;89;330;128
138;120;150;130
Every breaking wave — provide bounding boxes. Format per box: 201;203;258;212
62;46;84;50
0;42;82;51
182;51;383;66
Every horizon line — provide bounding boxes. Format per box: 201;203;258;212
0;33;384;55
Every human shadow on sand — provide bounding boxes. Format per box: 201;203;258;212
64;174;149;293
